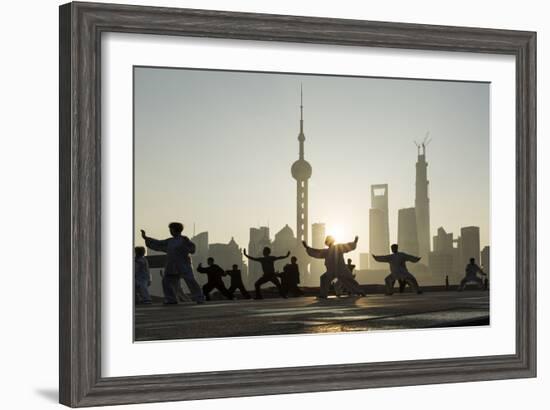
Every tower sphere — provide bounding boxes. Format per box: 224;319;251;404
291;159;312;180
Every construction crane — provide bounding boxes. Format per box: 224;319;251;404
414;131;432;155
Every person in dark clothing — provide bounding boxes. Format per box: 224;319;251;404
281;256;304;297
458;258;487;291
225;264;251;299
197;257;234;301
244;247;290;299
303;236;365;298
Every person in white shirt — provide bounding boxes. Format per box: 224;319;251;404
141;222;204;304
372;244;423;295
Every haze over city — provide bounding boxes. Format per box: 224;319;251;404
133;66;490;259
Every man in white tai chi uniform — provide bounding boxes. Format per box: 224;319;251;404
302;235;365;299
141;222;204;304
372;244;423;295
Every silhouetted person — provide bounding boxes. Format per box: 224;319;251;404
134;246;152;304
141;223;204;304
372;244;422;295
244;247;289;299
197;257;234;301
280;256;304;297
458;258;487;291
225;264;251;299
303;236;365;299
445;275;450;291
335;258;357;296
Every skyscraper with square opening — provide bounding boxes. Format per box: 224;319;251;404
369;184;390;268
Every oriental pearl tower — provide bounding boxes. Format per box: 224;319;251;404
291;86;312;244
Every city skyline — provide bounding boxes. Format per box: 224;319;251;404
134;67;490;260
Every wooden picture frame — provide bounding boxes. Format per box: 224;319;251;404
59;1;536;407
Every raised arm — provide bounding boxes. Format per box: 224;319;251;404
142;230;169;253
196;263;207;274
372;254;391;263
302;241;327;259
340;236;359;253
403;253;421;263
243;249;260;262
274;251;291;261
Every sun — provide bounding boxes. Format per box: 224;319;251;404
325;223;347;244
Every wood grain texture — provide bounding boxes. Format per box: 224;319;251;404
59;1;537;407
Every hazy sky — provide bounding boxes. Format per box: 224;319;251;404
134;67;490;256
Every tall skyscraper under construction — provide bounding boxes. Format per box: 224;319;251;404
415;137;431;262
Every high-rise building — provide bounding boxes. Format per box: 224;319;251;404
209;237;243;271
397;207;419;256
359;252;370;270
369;184;390;268
415;139;431;262
272;224;296;272
311;222;326;275
290;86;312;245
459;226;481;268
481;245;490;276
429;227;458;283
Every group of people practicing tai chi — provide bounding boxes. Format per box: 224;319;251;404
135;222;488;305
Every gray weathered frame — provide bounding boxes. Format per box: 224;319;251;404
59;1;536;407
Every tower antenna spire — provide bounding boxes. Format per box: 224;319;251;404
300;83;304;135
291;84;312;246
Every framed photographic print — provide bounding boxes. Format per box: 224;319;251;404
59;1;536;407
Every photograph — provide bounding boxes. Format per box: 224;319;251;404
133;66;491;341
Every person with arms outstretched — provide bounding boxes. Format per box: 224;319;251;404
458;258;487;291
372;244;422;295
244;247;289;299
141;222;204;304
225;264;251;299
197;257;234;301
303;235;365;299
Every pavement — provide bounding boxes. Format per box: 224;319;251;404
134;290;489;341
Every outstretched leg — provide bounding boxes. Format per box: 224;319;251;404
162;275;179;304
319;272;334;298
238;283;251;299
215;281;234;300
384;274;395;295
269;276;286;298
337;274;365;296
398;280;407;293
181;272;205;303
202;282;214;301
403;273;421;294
254;276;269;299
